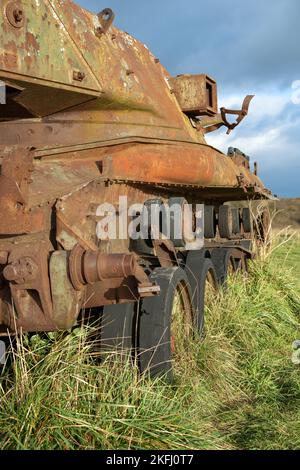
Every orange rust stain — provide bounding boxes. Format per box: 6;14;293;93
4;40;17;56
25;32;40;51
24;55;33;67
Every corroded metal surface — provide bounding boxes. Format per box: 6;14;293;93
0;0;273;334
168;74;218;116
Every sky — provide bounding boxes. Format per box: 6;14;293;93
78;0;300;197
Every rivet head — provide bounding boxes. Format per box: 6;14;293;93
5;2;25;28
13;9;23;22
73;70;86;82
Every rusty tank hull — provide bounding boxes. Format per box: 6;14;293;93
0;0;272;360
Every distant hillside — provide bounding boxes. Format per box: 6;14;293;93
271;198;300;229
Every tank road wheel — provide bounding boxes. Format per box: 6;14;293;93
198;259;218;334
204;205;217;239
218;205;234;239
170;278;194;369
168;196;200;248
183;251;218;334
168;197;187;248
231;207;241;234
211;248;238;285
100;303;136;361
242;207;253;233
138;267;194;380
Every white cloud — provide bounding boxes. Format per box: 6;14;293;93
217;89;291;124
206;87;300;171
207;126;281;156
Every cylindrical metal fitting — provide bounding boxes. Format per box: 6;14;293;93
69;245;137;291
83;252;136;284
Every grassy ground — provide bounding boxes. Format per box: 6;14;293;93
0;234;300;450
275;233;300;288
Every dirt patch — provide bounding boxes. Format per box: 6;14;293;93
271;198;300;229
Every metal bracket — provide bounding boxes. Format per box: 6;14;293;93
3;243;56;331
198;95;255;135
220;95;255;135
95;8;115;37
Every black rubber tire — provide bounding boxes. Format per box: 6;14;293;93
211;248;237;285
242;207;252;233
138;267;194;380
231;207;241;234
218;205;233;239
196;258;218;334
183;249;206;332
100;303;135;358
204;205;217;239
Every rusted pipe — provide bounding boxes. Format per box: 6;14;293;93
69;245;138;290
83;252;136;283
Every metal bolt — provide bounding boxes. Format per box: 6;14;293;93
5;2;25;28
73;70;85;82
3;264;19;282
3;258;38;284
13;8;23;22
